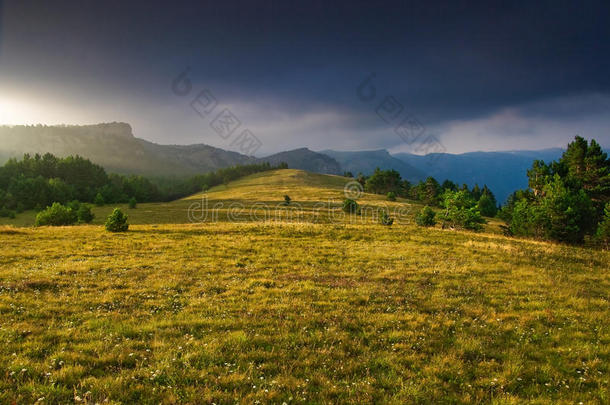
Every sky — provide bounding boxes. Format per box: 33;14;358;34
0;0;609;156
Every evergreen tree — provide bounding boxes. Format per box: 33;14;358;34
420;177;442;206
471;184;482;200
583;139;610;216
365;168;402;194
105;208;129;232
596;202;610;248
441;179;457;192
527;160;551;197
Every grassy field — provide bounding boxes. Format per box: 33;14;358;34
0;170;608;403
0;169;507;232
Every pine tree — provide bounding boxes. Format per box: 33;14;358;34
527;160;551;197
583;139;610;215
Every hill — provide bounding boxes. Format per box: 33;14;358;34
0;168;607;403
0;169;430;227
394;149;566;203
321;149;426;182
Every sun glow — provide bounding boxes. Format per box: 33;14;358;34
0;95;37;124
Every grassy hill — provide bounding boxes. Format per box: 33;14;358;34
0;169;608;403
0;169;431;228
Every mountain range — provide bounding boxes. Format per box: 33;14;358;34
1;122;594;203
0;123;340;176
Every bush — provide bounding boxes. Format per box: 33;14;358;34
342;198;360;214
283;195;291;205
416;206;436;227
105;208;129;232
128;197;137;209
35;203;77;226
379;210;394;226
387;191;396;201
0;207;16;219
94;193;105;206
441;190;485;231
77;204;95;223
67;200;81;212
477;193;498;217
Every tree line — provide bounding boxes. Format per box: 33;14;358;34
349;136;610;245
0;153;283;217
348;168;497;230
499;136;610;245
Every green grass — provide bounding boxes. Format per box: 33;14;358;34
0;169;608;403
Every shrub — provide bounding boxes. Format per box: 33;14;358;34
128;197;137;209
379;210;394;226
441;190;485;231
387;191;396;201
67;200;81;212
77;204;95;223
105;208;129;232
416;206;436;227
283;195;291;205
0;207;16;219
35;203;77;226
94;193;105;206
342;198;360;214
477;193;498;217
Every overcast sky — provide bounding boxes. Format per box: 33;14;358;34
0;0;609;155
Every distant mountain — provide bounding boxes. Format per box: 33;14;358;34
0;123;256;176
261;148;342;175
320;149;426;182
2;123;600;203
393;149;566;203
0;123;345;177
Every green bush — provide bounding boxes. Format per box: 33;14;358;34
379;210;394;226
128;197;137;209
94;193;105;206
105;208;129;232
77;204;95;223
0;207;16;219
441;190;485;231
283;195;291;205
387;191;396;201
67;200;81;212
35;203;77;226
342;198;360;214
477;193;498;217
416;206;436;227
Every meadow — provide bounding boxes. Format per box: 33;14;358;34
0;170;608;403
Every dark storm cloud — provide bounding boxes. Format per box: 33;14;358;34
0;0;609;153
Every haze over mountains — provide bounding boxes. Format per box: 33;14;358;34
0;122;593;203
